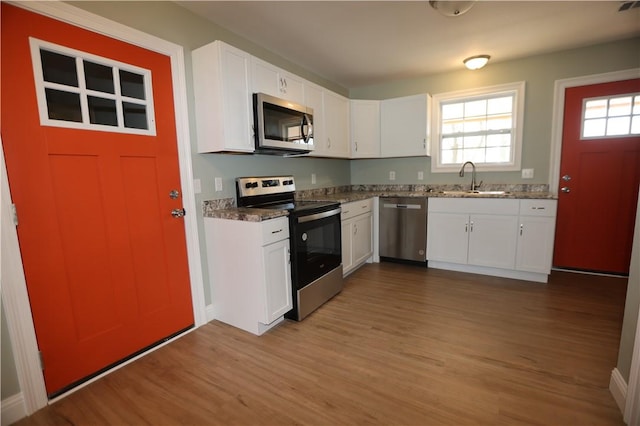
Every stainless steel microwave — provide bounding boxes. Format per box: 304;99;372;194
253;93;314;154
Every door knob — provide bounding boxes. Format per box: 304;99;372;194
560;187;571;193
171;208;186;218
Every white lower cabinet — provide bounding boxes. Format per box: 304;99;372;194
204;216;292;335
341;198;374;276
427;198;557;282
515;200;558;274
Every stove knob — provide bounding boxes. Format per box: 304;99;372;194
245;182;258;189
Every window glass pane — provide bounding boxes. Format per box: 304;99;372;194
464;100;486;117
486;134;511;148
45;88;82;122
123;102;148;129
441;149;460;164
463;117;485;133
633;96;640;115
632;116;640;135
606;116;631;136
442;119;463;134
40;50;78;87
84;61;114;94
464;148;485;163
584;99;607;119
442;102;463;120
583;118;606;137
441;137;461;150
608;96;632;117
88;96;117;126
120;70;146;100
486;147;510;163
487;115;512;130
463;136;484;149
487;96;512;115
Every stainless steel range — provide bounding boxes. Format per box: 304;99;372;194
236;176;343;320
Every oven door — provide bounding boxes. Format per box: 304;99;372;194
291;207;342;290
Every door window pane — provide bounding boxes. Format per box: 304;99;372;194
84;61;114;94
88;96;117;126
45;89;82;122
123;102;148;129
41;50;78;87
120;70;145;100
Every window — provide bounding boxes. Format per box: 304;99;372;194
582;93;640;138
431;81;525;172
30;38;156;135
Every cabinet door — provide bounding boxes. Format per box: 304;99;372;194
252;57;280;98
516;216;556;273
192;41;253;153
467;214;518;269
341;220;353;273
350;100;380;158
324;90;351;158
262;239;292;324
380;93;430;157
352;213;373;265
427;212;469;264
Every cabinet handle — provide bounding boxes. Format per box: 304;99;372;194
355;142;358;151
271;229;283;234
520;224;523;236
470;221;474;232
465;223;468;233
327;138;331;148
354;224;358;235
423;138;426;149
343;210;350;215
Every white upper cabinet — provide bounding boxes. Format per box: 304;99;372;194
322;90;351;158
251;57;304;104
380;93;432;158
191;41;254;153
350;100;381;158
304;82;326;157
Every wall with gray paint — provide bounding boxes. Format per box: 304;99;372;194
349;37;640;187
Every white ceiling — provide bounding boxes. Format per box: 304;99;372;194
177;1;640;89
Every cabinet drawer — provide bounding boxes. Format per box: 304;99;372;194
429;198;519;215
519;199;557;217
341;198;373;221
261;217;290;245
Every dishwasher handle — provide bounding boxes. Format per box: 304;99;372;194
382;203;422;210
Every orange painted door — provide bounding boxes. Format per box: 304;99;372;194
2;4;194;396
553;78;640;274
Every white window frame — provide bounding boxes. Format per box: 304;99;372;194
29;37;157;136
431;81;525;173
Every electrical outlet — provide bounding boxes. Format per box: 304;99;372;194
418;171;424;180
214;177;223;192
311;173;316;184
522;168;534;179
389;171;396;181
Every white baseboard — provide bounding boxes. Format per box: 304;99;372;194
1;393;26;426
610;367;628;414
205;304;216;322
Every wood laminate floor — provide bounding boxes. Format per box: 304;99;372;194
15;263;628;425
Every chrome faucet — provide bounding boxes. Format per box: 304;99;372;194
459;161;482;191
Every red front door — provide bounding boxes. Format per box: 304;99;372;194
2;4;194;396
553;78;640;274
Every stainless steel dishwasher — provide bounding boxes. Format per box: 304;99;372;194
379;197;427;263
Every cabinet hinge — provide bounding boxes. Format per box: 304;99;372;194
11;203;18;226
38;351;44;370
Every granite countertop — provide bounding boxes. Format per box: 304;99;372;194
203;184;557;221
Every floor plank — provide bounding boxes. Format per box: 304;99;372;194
14;263;627;425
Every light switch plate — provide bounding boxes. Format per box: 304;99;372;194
389;171;396;181
311;173;316;184
193;178;201;194
418;171;424;180
522;168;534;179
214;177;223;191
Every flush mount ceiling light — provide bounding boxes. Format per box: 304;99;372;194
463;55;490;70
429;0;476;17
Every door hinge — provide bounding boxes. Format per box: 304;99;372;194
38;351;44;370
11;203;18;226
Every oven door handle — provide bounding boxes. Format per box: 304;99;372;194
296;207;342;224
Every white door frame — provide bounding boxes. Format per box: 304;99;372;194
1;0;206;414
549;68;640;422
